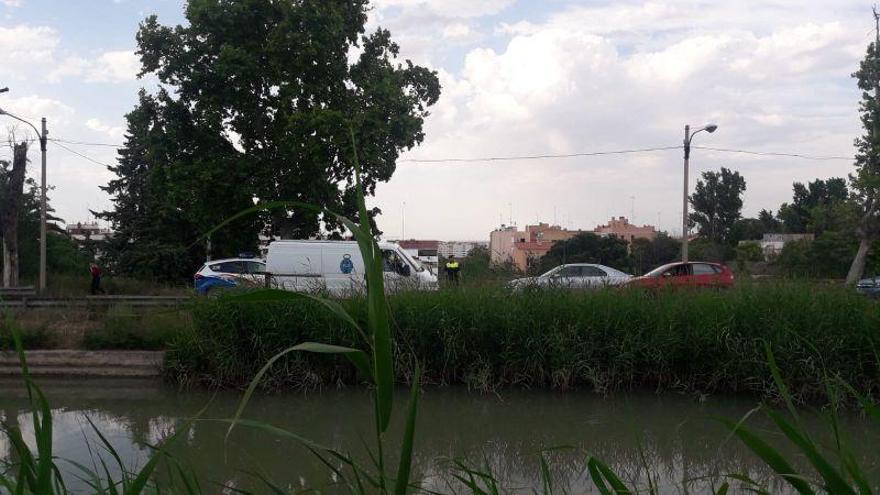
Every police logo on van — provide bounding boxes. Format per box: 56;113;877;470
340;254;354;274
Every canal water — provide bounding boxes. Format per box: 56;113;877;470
0;377;877;493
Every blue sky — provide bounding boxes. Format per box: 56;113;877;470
1;0;874;241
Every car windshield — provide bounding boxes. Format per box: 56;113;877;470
398;249;424;272
644;263;677;277
540;266;562;278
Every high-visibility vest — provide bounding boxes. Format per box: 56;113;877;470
446;262;459;269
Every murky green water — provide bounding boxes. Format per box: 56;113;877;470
1;378;878;493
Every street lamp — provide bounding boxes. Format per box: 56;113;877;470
681;123;717;262
0;105;48;292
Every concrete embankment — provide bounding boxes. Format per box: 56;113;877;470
0;350;164;377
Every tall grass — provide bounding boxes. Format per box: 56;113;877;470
83;305;189;350
167;283;880;402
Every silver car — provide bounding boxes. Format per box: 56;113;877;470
856;276;880;298
507;263;632;290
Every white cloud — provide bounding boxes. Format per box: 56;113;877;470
442;22;472;40
0;25;59;78
86;50;140;83
0;95;75;128
373;0;513;19
2;0;22;7
49;50;140;83
85;118;125;139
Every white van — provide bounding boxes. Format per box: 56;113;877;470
266;240;438;295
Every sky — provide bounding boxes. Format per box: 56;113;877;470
0;0;873;242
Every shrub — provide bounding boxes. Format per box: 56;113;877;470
83;305;188;350
166;283;880;402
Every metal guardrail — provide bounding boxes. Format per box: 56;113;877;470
0;295;192;308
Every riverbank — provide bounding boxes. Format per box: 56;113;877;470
165;283;880;402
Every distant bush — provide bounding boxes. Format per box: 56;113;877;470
166;283;880;402
0;318;49;350
83;305;188;350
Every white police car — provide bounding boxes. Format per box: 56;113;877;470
194;256;266;295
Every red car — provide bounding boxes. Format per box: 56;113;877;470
627;261;734;289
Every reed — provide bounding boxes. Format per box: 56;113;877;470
167;283;880;402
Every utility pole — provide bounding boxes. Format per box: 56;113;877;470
39;118;47;292
682;125;690;262
681;123;717;262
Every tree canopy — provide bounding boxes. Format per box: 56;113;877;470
689;167;747;245
777;178;848;234
534;233;630;274
846;37;880;283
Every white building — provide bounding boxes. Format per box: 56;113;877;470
66;222;112;243
439;241;487;259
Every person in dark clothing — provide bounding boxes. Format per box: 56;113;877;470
444;257;461;285
89;262;104;295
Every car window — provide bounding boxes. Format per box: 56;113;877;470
211;261;243;274
581;266;607;277
244;261;266;274
382;250;403;273
663;264;690;277
693;263;717;275
557;266;582;277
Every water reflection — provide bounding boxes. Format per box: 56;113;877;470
1;378;877;493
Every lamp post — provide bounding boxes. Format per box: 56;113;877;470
681;123;717;262
0;105;48;291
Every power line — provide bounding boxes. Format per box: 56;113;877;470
50;140;113;168
692;145;852;161
48;138;122;148
46;135;856;163
399;145;681;163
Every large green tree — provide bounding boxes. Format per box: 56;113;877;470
777;178;848;234
688;167;747;245
847;37;880;284
136;0;440;237
98;90;224;281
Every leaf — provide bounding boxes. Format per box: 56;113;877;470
764;409;854;495
586;457;632;495
716;416;815;495
292;342;372;381
347;125;394;435
394;364;421;495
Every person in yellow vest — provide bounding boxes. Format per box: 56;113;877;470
445;257;461;285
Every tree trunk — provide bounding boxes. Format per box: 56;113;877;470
846;236;872;285
0;141;28;288
1;237;10;287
